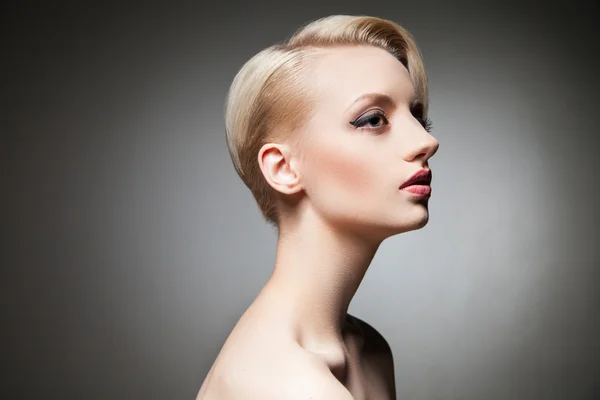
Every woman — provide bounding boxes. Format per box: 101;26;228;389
198;15;439;399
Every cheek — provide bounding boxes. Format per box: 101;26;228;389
303;141;384;203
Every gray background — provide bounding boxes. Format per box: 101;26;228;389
2;1;599;399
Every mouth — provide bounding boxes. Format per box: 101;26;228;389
400;169;432;197
399;169;432;189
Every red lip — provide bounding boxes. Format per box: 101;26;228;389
400;169;432;189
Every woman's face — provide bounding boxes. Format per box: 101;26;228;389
295;45;439;237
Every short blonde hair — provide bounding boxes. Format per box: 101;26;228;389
224;15;429;227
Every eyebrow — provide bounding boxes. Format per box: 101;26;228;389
345;91;419;113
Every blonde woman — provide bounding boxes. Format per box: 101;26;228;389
198;15;439;400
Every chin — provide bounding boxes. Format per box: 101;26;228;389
327;204;430;239
410;214;430;230
386;207;430;236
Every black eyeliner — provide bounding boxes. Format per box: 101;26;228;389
349;110;388;128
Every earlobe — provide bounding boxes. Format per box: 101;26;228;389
258;143;303;195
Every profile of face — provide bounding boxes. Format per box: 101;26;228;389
264;45;440;239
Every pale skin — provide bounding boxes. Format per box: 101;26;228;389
197;45;440;399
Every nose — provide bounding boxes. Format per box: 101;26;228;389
404;129;439;162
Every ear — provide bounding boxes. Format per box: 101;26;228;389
257;143;303;195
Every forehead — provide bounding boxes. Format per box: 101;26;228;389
309;45;415;110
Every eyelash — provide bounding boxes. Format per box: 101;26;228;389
349;110;389;131
419;117;433;133
411;103;434;133
349;110;434;133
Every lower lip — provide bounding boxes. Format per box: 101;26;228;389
400;185;431;196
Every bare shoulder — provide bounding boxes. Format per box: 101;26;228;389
349;314;396;396
350;314;393;355
198;338;353;400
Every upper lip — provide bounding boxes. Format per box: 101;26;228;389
400;169;432;189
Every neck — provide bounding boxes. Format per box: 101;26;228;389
261;210;382;349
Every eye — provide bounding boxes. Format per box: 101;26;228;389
349;111;389;130
410;102;433;133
